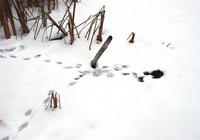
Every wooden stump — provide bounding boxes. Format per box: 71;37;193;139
91;35;112;68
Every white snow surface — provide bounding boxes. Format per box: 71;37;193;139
0;0;200;140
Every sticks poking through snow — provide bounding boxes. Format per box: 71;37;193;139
44;90;61;110
81;6;106;50
127;32;135;44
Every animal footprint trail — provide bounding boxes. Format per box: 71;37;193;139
1;51;165;84
68;67;115;87
68;70;89;86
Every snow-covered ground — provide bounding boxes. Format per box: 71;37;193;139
0;0;200;140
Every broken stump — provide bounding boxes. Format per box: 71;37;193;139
91;35;112;68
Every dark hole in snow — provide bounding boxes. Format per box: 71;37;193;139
144;69;164;79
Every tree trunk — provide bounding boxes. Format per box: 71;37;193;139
41;0;47;27
6;0;17;36
11;0;30;34
0;0;11;39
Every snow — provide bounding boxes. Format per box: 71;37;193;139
1;0;200;140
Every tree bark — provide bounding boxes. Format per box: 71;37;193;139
6;0;17;36
0;0;11;39
11;0;30;34
41;0;47;27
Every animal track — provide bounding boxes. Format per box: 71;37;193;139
0;55;6;58
63;66;73;69
56;61;62;64
34;54;41;58
74;77;80;80
122;72;130;76
74;64;82;68
6;48;16;52
0;50;165;84
9;55;17;58
106;72;114;77
23;58;31;60
25;109;32;117
68;81;77;86
44;59;51;63
102;66;109;69
121;65;129;69
18;122;29;131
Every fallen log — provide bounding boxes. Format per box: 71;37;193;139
90;35;112;68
